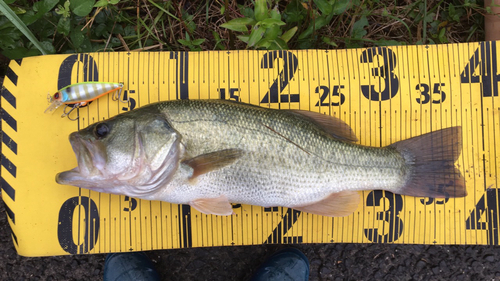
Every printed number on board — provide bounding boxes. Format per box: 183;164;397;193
360;47;399;101
315;85;346;106
57;196;100;254
218;88;240;102
264;207;303;244
415;83;446;104
460;41;499;97
364;191;403;243
466;189;500;245
260;51;299;103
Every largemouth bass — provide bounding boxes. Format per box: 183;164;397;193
56;99;466;217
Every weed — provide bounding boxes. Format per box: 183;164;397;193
0;0;487;61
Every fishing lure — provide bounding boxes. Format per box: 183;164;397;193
44;82;126;119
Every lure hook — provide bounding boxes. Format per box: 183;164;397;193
112;83;128;103
61;104;80;121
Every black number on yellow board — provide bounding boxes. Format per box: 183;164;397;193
466;189;499;245
58;54;99;89
314;85;345;106
364;191;403;243
420;197;449;205
218;88;240;102
121;90;136;112
260;51;299;103
123;196;137;211
360;47;399;101
264;208;302;244
415;83;446;104
57;196;100;254
460;41;499;97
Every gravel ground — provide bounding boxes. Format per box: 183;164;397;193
1;197;500;281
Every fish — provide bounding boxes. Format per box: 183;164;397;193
56;99;466;217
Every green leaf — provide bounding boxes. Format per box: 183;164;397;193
2;47;41;60
70;26;85;48
94;0;109;7
270;7;280;20
438;27;447;43
40;41;55;54
264;24;281;40
298;16;327;39
191;38;206;45
248;26;266;47
257;18;285;28
21;0;59;25
332;0;352;15
0;1;47;54
70;0;95;17
55;0;71;17
322;36;338;47
236;34;250;43
254;0;268;21
351;15;368;39
0;20;21;49
177;39;191;46
94;23;107;37
283;1;305;24
57;17;70;36
255;38;271;49
281;26;297;42
239;4;254;18
268;38;288;50
314;0;333;15
220;18;255;32
110;0;119;4
11;6;26;14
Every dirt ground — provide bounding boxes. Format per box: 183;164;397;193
1;196;500;281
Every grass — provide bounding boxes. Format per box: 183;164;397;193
0;0;487;70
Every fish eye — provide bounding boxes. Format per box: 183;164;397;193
53;92;60;99
94;123;109;139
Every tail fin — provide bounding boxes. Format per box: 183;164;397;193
389;126;466;198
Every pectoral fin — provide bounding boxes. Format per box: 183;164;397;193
293;191;360;217
190;196;234;216
182;148;244;179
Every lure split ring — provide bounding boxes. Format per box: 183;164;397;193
44;82;127;119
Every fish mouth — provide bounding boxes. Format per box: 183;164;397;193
56;133;107;187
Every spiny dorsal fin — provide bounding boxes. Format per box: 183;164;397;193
293;191;360;217
288;110;358;142
182;148;244;179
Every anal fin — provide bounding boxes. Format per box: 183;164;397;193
190;195;234;216
293;191;360;217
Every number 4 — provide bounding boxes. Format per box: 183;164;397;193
460;41;499;97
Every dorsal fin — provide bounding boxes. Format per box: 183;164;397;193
288;110;358;142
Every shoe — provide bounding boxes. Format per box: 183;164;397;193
250;248;310;281
103;252;161;281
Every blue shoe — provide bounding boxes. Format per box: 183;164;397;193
103;252;161;281
251;248;310;281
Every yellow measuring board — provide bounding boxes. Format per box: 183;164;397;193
1;41;499;257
